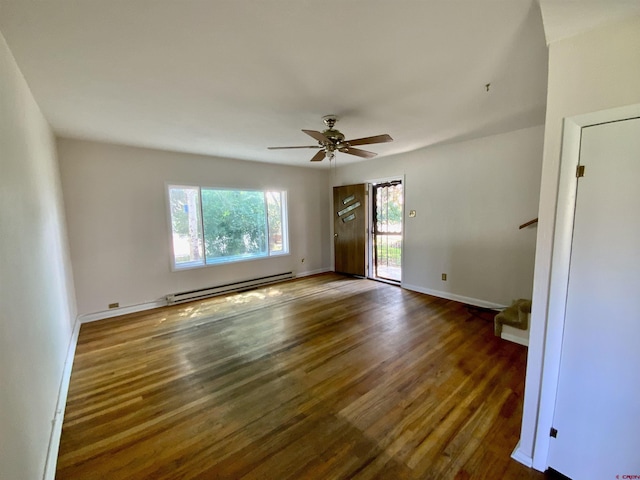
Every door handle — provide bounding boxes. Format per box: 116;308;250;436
334;233;338;237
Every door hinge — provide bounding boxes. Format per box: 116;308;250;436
576;165;585;178
550;427;558;438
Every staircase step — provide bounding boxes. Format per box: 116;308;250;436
495;299;531;336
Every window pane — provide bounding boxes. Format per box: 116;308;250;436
376;183;403;234
201;189;267;262
266;191;286;254
169;186;203;267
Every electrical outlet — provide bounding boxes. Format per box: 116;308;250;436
441;273;447;281
108;302;119;309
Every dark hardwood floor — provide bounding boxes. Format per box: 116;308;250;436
56;273;546;479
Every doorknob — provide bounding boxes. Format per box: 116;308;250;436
334;233;338;237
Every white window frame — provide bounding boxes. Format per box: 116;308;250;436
166;184;289;271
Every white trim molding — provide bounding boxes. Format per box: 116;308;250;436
401;283;506;310
518;103;640;473
78;300;168;323
43;318;81;480
501;331;529;347
296;267;331;278
511;441;534;468
78;270;333;324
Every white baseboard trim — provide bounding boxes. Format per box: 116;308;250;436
78;300;167;323
43;317;81;480
296;267;331;278
401;283;506;310
77;271;334;324
501;331;529;347
511;441;534;468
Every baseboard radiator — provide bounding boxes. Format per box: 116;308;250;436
166;271;294;305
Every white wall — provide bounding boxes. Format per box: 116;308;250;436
335;125;543;309
518;14;640;469
0;32;77;479
57;139;331;316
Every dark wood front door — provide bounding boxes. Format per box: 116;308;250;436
333;184;367;276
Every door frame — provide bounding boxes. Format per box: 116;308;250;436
332;183;368;276
366;175;405;284
521;103;640;471
330;177;405;280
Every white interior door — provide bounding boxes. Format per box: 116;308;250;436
548;117;640;479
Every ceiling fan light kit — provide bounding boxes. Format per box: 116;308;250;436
268;115;393;162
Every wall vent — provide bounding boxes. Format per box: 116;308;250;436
166;272;294;305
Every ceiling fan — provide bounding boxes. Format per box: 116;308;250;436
268;115;393;162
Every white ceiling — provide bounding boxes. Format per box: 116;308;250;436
539;0;640;44
1;1;553;167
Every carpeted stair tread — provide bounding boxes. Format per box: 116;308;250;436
495;298;531;336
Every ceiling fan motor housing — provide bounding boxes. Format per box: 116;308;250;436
321;115;345;145
323;129;345;144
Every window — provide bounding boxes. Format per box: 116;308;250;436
168;185;288;269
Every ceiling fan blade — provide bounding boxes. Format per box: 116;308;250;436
268;145;322;150
343;134;393;147
310;150;326;162
302;129;331;144
339;147;377;159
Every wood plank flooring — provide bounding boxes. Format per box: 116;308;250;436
57;273;546;479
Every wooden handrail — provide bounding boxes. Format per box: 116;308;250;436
519;218;538;229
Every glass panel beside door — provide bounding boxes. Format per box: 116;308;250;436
372;180;402;283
